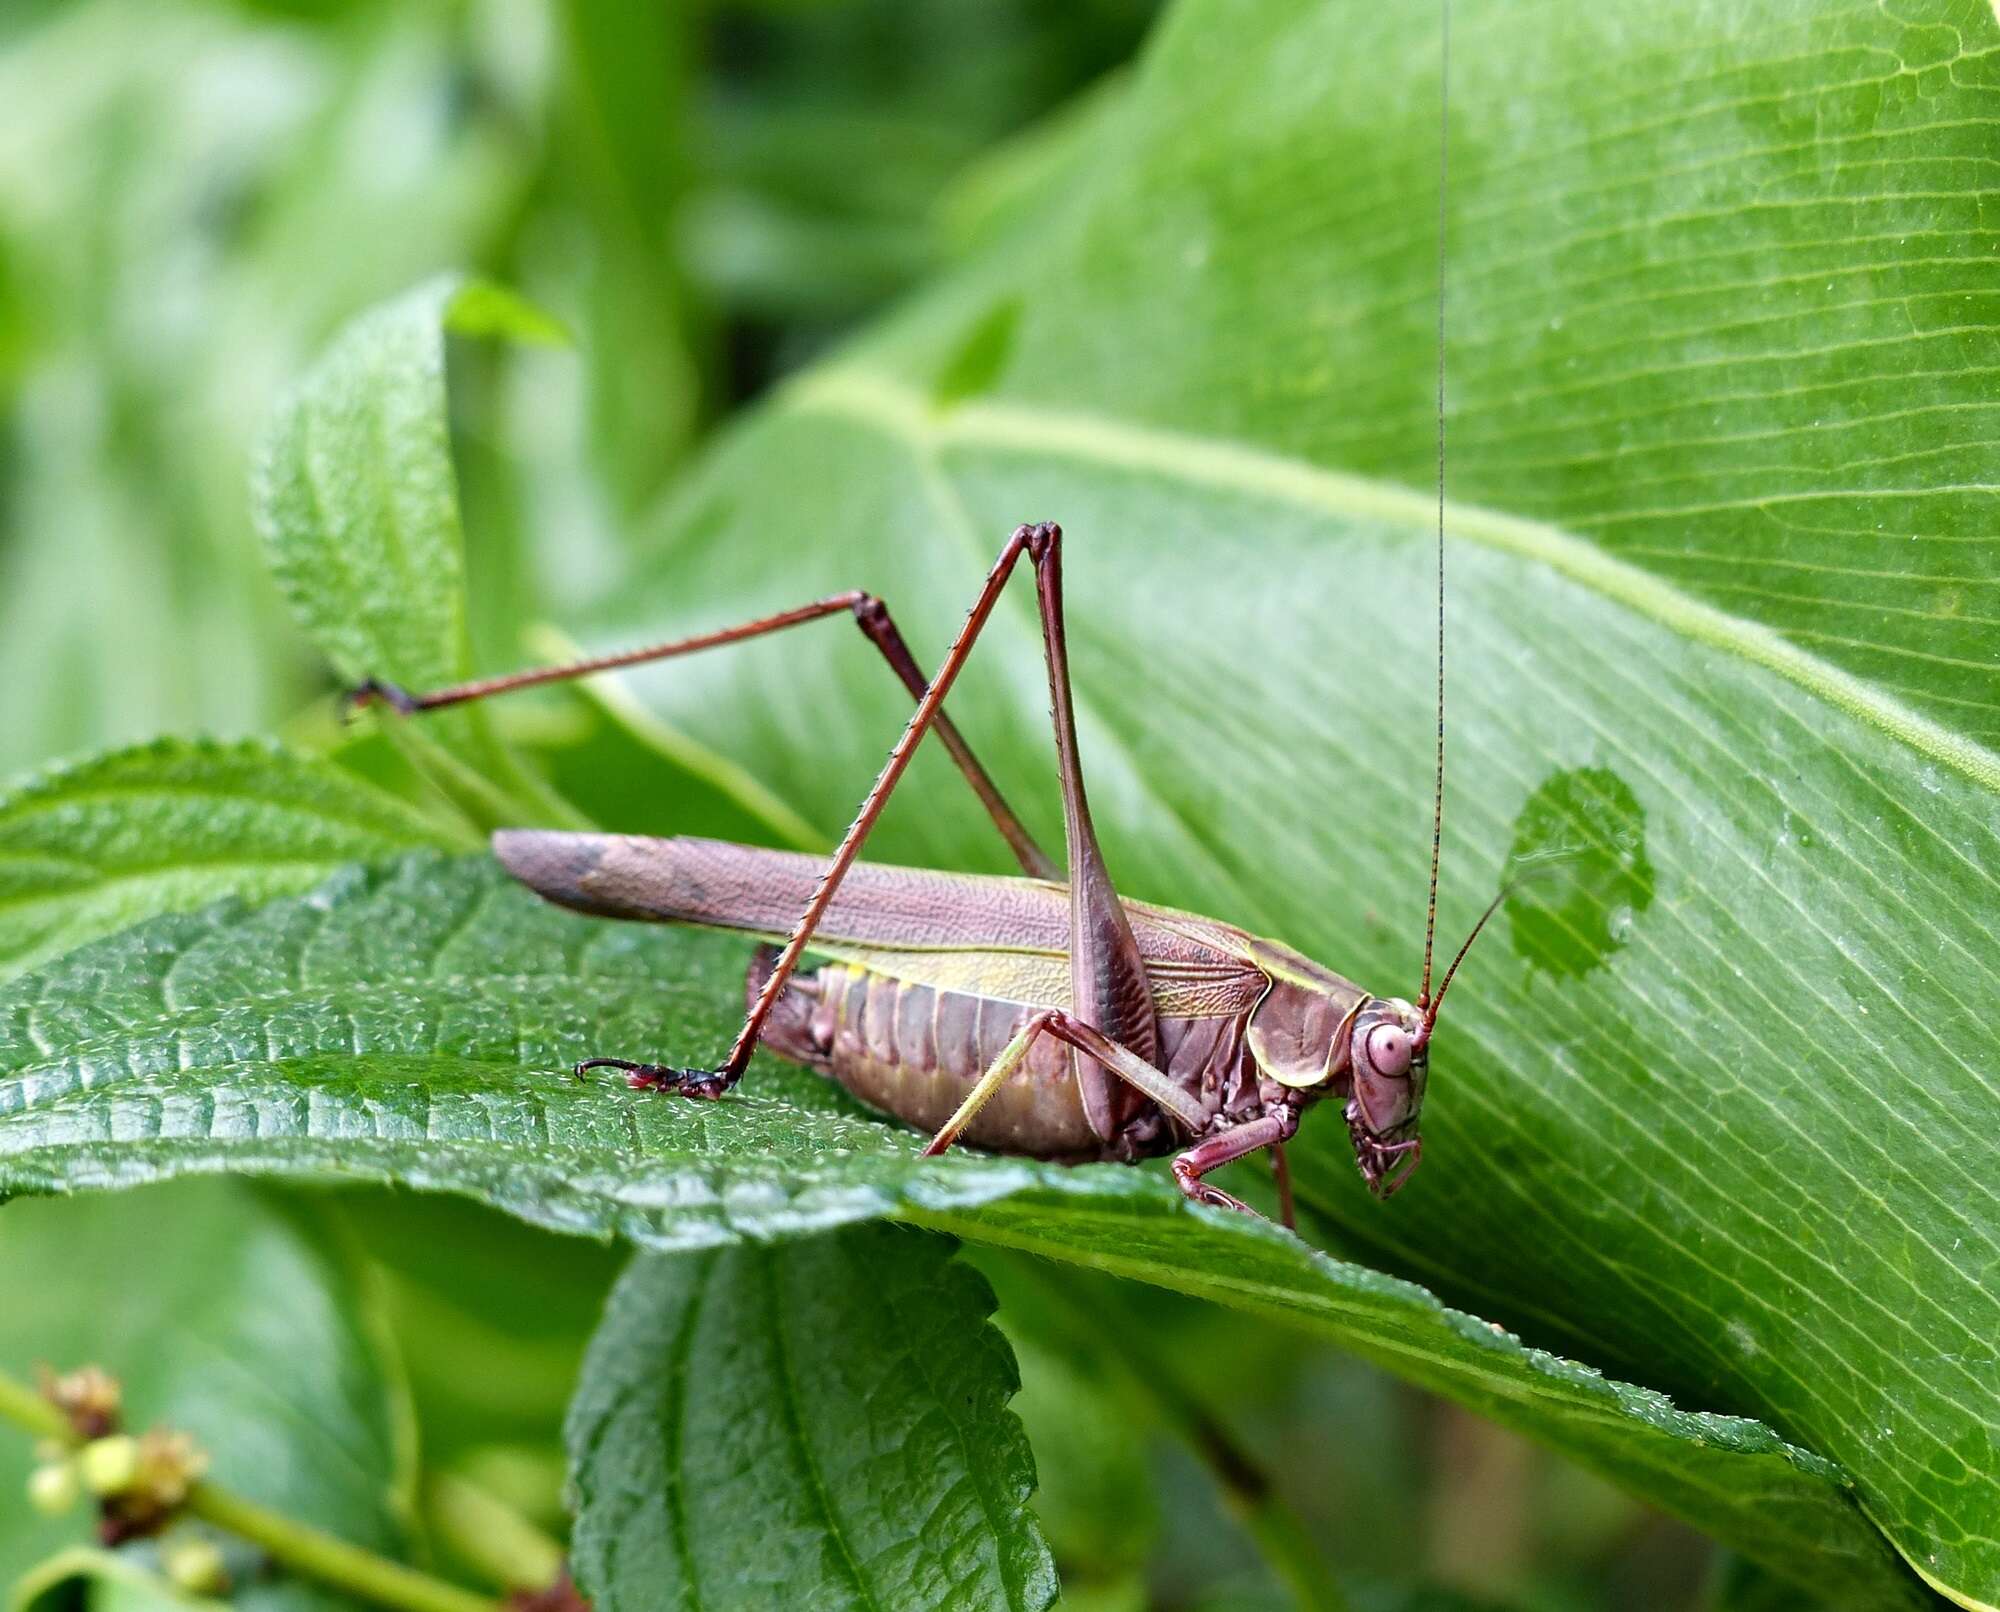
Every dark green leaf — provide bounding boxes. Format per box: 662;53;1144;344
0;860;1922;1611
0;738;469;982
0;1180;408;1612
568;1224;1054;1612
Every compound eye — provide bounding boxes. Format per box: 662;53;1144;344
1365;1023;1412;1077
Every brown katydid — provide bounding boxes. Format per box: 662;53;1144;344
346;12;1486;1221
347;515;1504;1217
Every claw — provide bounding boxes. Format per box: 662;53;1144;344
574;1058;737;1100
342;678;420;720
1171;1160;1259;1217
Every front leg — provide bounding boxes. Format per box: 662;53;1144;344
1172;1112;1297;1215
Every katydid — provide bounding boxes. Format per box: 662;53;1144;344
347;17;1485;1219
346;516;1504;1216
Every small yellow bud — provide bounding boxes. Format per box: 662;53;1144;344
162;1536;230;1596
79;1434;141;1495
27;1460;79;1516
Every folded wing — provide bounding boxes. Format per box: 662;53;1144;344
493;831;1267;1019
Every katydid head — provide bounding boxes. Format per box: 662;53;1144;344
1347;997;1427;1197
1241;965;1431;1198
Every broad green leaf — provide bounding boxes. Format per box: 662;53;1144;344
0;1179;410;1612
567;1224;1055;1612
250;275;573;832
0;860;1923;1612
535;0;1996;1601
0;737;469;982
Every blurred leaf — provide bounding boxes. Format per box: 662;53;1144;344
1004;1331;1157;1580
8;1548;226;1612
567;1223;1055;1612
683;0;1159;331
0;1180;409;1612
1706;1555;1841;1612
330;1191;620;1465
550;3;706;511
0;859;1921;1611
0;737;468;982
0;0;537;776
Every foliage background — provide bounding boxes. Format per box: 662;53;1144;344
1;3;1994;1611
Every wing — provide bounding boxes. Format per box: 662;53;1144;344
493;831;1268;1019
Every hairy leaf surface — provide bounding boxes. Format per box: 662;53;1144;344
0;860;1923;1611
0;738;467;982
251;277;573;832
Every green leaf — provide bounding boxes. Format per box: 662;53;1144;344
330;1191;622;1465
9;1548;228;1612
250;275;574;832
0;860;1924;1611
542;1;1997;1601
0;737;470;982
567;1223;1055;1612
0;1179;410;1612
252;275;554;697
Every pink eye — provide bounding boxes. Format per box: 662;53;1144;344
1365;1024;1412;1077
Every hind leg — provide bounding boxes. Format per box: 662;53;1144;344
582;947;829;1094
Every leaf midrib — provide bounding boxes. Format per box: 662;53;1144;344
784;366;2000;797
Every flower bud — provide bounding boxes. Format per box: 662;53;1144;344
27;1460;79;1516
163;1536;230;1596
79;1434;141;1495
43;1365;123;1439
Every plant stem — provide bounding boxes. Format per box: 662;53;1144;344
0;1368;67;1443
426;1471;566;1593
190;1484;497;1612
0;1366;502;1612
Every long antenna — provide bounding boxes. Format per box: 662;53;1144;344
1418;0;1450;1011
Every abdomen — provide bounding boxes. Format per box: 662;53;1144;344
752;950;1256;1160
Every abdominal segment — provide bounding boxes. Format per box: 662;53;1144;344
747;948;1259;1161
751;952;1097;1157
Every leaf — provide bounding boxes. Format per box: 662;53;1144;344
0;859;1925;1612
567;1223;1055;1612
250;275;573;832
9;1548;227;1612
0;1179;410;1612
544;0;1999;1601
331;1191;623;1465
252;275;557;698
0;737;470;982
